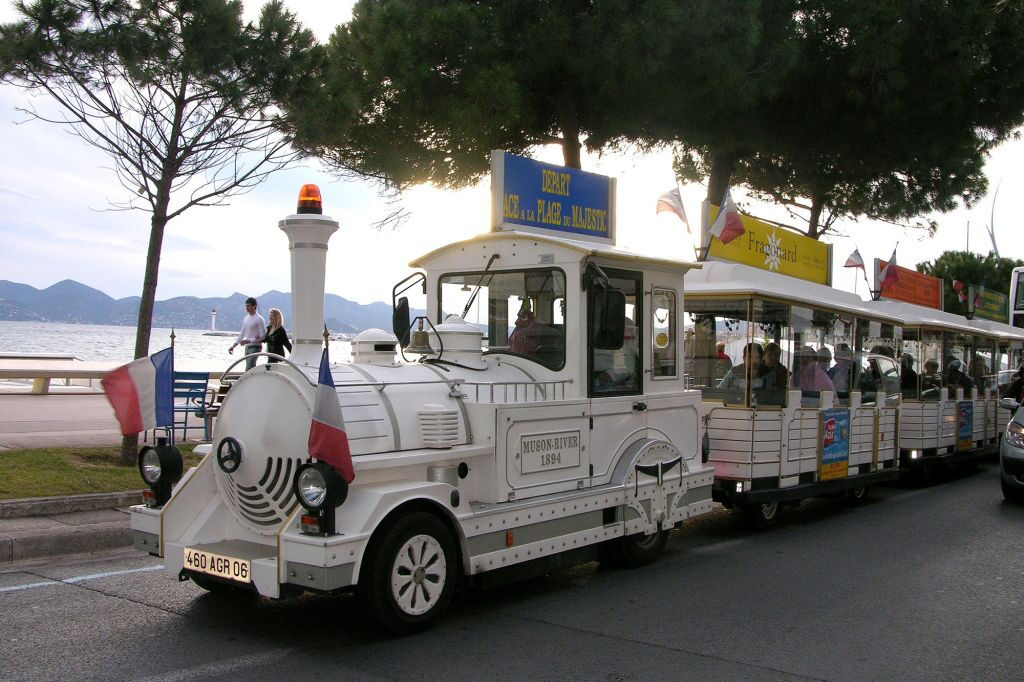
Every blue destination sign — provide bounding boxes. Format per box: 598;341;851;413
490;150;615;243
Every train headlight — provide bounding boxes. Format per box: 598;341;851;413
137;439;183;507
140;448;162;485
293;461;348;512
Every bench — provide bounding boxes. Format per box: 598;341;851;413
173;371;214;442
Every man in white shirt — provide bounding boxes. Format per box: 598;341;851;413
228;297;266;370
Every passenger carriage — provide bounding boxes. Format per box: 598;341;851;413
683;261;903;528
130;180;715;633
865;299;1003;474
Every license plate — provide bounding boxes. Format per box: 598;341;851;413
183;547;251;583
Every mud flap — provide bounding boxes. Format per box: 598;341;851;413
623;441;688;536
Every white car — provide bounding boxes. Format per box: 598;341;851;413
999;397;1024;502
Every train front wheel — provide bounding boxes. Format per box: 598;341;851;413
361;512;458;635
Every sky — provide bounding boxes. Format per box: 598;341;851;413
1;0;1022;309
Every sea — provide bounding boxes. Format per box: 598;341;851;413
0;321;353;372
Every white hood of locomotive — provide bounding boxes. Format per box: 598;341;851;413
209;356;529;533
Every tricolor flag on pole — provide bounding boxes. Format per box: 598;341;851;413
308;348;355;483
656;186;690;233
101;348;174;436
708;189;745;245
879;247;900;290
843;248;865;270
973;285;985;309
952;279;968;304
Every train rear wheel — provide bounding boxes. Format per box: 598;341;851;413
740;500;780;530
845;485;870;505
604;528;669;568
360;512;458;635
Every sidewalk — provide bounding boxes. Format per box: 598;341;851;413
0;393;140;564
0;392;122;450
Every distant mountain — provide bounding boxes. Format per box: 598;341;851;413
0;280;408;334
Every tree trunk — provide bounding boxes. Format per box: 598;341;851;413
118;202;171;466
807;192;824;239
707;150;737;203
559;97;582;169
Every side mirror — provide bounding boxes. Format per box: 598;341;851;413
393;297;410;347
590;287;626;350
1000;397;1020;411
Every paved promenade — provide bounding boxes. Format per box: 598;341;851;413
0;392;122;450
0;393;140;564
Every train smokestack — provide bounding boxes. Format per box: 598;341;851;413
278;185;338;366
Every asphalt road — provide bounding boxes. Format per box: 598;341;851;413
2;461;1022;681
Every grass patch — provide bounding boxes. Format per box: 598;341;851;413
0;445;203;500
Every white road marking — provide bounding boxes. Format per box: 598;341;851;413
139;649;292;682
0;564;164;593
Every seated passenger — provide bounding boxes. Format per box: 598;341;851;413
719;342;764;392
509;303;540;355
901;353;919;398
758;342;790;391
714;342;733;380
945;358;974;393
829;343;855;393
920;359;942;398
794;345;836;394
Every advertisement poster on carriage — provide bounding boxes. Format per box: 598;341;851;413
957;401;974;450
819;408;851;480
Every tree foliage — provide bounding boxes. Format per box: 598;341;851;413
289;0;763;190
918;250;1024;314
672;0;1024;238
0;0;322;463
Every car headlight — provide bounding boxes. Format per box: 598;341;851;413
139;447;162;485
1007;421;1024;449
293;461;348;512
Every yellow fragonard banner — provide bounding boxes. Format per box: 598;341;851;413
707;205;832;286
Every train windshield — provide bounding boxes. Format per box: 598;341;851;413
439;268;566;369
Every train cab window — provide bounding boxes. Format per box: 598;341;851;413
589;270;642;396
439;268;566;370
651;289;677;378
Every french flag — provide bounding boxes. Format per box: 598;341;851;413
709;189;745;245
308;348;355;483
101;348;174;436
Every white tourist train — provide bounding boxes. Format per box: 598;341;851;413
129;154;1024;633
130;174;715;633
864;299;1017;475
682;261;904;527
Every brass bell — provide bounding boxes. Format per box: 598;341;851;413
406;318;435;355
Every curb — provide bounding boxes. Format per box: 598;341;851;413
1;520;132;564
0;491;144;519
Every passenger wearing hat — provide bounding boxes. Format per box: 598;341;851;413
229;296;267;370
945;357;974;392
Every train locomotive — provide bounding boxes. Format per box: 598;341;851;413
130;184;715;633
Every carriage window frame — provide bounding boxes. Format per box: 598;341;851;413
438;267;567;371
650;287;678;380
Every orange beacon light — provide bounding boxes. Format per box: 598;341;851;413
297;184;322;214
